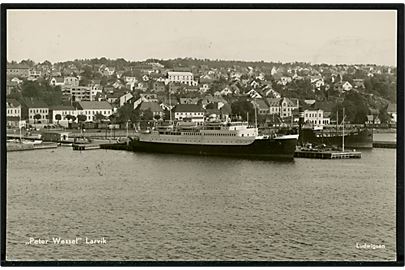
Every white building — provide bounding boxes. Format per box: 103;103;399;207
174;104;205;123
77;101;113;122
28;69;41;81
50;77;65;87
6;99;21;118
304;109;330;127
63;86;92;101
119;92;133;107
64;76;79;87
6;99;23;127
266;97;299;118
342;81;353;92
22;98;49;124
167;72;197;86
49;105;78;126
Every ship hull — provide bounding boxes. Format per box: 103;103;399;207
300;128;373;149
129;137;298;160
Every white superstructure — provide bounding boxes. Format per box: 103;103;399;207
139;121;259;145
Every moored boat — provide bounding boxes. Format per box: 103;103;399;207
300;126;373;149
129;121;299;160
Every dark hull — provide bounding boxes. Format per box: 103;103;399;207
300;128;373;149
129;138;298;160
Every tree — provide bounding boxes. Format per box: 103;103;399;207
116;103;133;123
19;59;35;67
77;114;87;132
34;114;41;124
55;114;62;126
77;114;87;128
141;108;154;121
379;106;391;124
21;81;62;106
231;99;255;122
94;113;106;123
332;92;369;124
109;114;118;124
153;114;161;121
77;114;87;123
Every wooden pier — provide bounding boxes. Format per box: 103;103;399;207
373;141;396;149
294;150;362;159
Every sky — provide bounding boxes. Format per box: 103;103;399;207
7;9;398;66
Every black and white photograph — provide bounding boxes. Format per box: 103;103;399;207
1;4;403;266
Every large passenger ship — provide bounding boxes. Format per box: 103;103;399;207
129;121;299;159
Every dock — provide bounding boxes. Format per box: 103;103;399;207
7;142;58;152
373;141;396;148
72;144;101;151
294;150;362;159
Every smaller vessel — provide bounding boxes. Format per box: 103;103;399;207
299;108;373;149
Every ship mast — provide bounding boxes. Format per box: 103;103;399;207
336;108;338;139
169;91;172;123
342;107;345;152
19;113;22;142
254;99;258;130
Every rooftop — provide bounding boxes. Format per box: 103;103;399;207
174;104;204;113
139;101;162;112
77;101;112;110
168;71;193;76
22;98;48;108
6;99;21;107
7;64;30;69
49;105;76;111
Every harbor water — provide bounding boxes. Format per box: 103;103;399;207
6;134;397;261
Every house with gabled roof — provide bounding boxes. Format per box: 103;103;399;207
353;79;365;89
220;87;233;96
180;97;199;105
139;101;163;119
266;97;299;118
6;99;22;127
50;77;65;87
252;99;269;115
21;98;49;124
246;89;262;99
77;101;113;122
342;81;353;92
174;104;205;123
7;64;30;78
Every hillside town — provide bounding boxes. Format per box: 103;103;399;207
6;58;397;131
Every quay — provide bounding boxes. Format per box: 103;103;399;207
72;144;101;151
294;150;362;159
373;141;396;148
7;142;58;152
72;139;128;151
100;143;129;151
